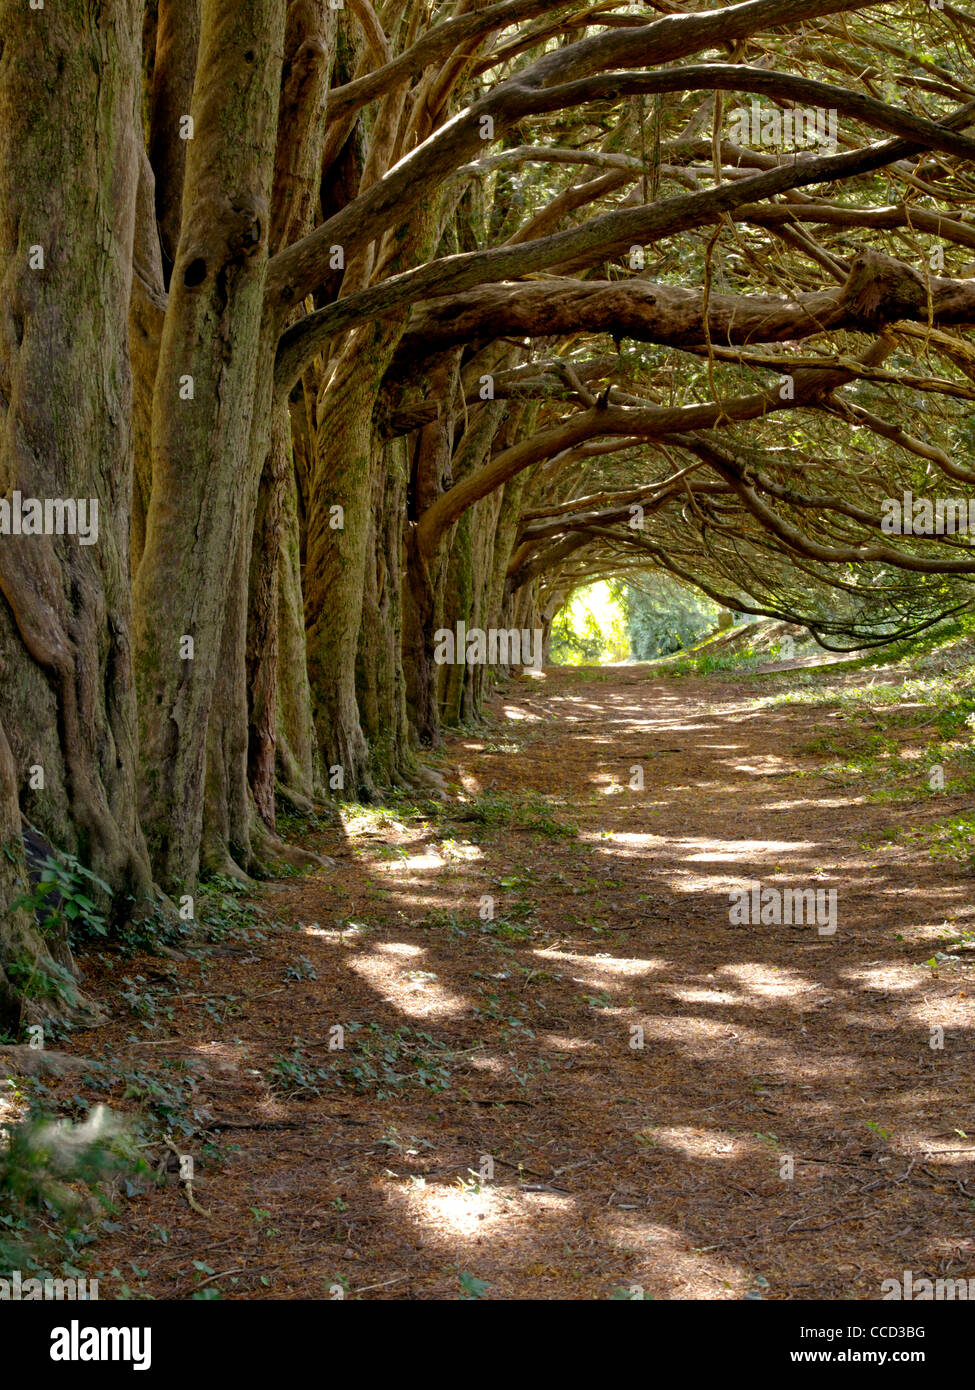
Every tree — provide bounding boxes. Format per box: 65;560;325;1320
2;0;974;1025
0;0;150;1020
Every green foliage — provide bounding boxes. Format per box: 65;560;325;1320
284;954;318;982
622;576;722;659
665;647;757;677
0;1103;142;1278
113;896;194;954
10;840;199;960
478;916;535;942
193;875;277;944
762;626;975;812
13;850;111;944
332;1022;453;1097
551;581;629;664
917;814;975;871
120;1062;203;1139
266;1044;332;1099
269;1023;454;1101
458;1271;490;1299
5;955;79;1009
450;789;577;840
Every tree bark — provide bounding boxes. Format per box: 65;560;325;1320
304;323;405;796
245;0;335;830
134;0;285;891
0;0;152;942
149;0;203;278
246;405;290;834
356;435;415;784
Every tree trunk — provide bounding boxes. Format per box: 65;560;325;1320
0;0;153;950
356;436;416;785
304;321;405;797
247;404;290;833
133;0;284;891
247;0;335;824
149;0;202;280
403;527;445;746
276;432;323;802
129;146;166;578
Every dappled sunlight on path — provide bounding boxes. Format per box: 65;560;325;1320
90;664;974;1300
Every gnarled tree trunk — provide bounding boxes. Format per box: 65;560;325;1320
0;0;152;951
134;0;285;891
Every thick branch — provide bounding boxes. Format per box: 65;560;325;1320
274;124;964;394
396;251;969;363
267;0;895;309
415;345;882;556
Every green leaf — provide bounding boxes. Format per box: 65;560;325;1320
458;1271;490;1299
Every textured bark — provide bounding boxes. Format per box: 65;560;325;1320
356;436;415;784
201;521;256;878
396;255;940;364
305;323;405;795
487;473;531;660
156;4;334;884
200;322;281;880
268;0;878;309
271;2;336;253
134;0;285;890
247;405;290;833
433;385;500;726
276;431;322;802
439;512;475;726
418;379;524;730
129;147;167;576
403;527;443;746
245;0;334;829
0;0;152;937
0;718;33;1029
6;0;972;984
149;0;203;276
400;354;462;743
473;484;511;708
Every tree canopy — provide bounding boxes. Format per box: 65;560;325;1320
1;0;974;1022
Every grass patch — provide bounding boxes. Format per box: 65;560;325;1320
448;790;578;840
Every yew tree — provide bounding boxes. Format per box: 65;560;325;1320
1;0;973;1023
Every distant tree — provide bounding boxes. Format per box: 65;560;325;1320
624;580;721;660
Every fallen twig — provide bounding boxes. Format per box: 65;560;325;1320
187;1267;243;1295
163;1133;212;1218
205;1119;307;1132
352;1274;410;1295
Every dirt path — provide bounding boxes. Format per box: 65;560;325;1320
89;665;975;1300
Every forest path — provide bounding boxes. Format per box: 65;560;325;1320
92;665;975;1299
